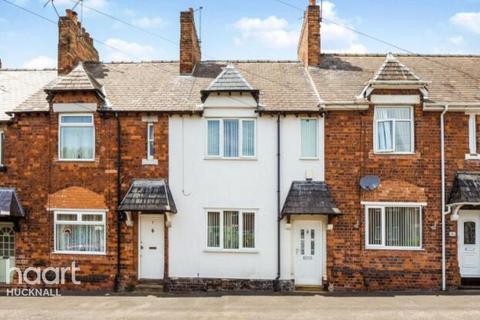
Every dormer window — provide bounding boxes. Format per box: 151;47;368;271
59;114;95;161
207;119;256;159
374;106;414;154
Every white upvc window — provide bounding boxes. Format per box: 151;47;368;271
365;203;422;250
300;118;318;158
58;114;95;161
206;119;256;159
54;210;106;255
468;114;478;157
147;122;155;160
374;106;414;154
206;209;256;251
0;131;4;166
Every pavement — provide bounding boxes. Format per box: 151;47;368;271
0;292;480;320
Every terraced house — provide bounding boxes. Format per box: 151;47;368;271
0;1;480;292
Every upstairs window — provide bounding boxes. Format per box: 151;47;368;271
147;122;155;160
301;119;318;158
59;114;95;161
374;106;414;154
207;119;256;158
0;131;4;166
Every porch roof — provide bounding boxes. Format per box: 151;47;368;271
0;188;25;218
281;181;341;217
448;172;480;206
119;179;177;213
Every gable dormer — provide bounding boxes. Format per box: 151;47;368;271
200;64;259;109
360;53;429;100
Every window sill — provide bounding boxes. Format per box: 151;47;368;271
142;159;158;166
369;151;420;160
204;157;258;161
52;251;106;256
365;247;424;251
204;248;258;254
299;157;319;161
57;159;96;163
465;153;480;160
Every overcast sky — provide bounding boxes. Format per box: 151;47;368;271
0;0;479;68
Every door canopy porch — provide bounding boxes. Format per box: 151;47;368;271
448;172;480;219
281;180;341;218
0;188;26;231
119;179;177;214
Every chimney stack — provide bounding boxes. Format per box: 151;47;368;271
298;0;321;67
180;8;201;74
58;9;99;75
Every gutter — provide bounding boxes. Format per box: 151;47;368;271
275;114;281;290
440;104;449;291
114;112;122;292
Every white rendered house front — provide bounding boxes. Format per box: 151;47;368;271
168;65;335;288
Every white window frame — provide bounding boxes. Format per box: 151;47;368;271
206;118;257;159
205;208;257;252
467;114;479;159
53;209;107;255
0;131;4;166
147;122;155;160
364;203;423;250
373;106;415;154
300;118;319;159
58;113;95;161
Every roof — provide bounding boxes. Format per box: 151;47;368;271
0;69;56;120
46;62;103;94
281;181;341;217
201;64;259;103
372;53;422;82
47;186;107;210
119;179;177;213
0;188;25;218
10;54;480;114
448;172;480;205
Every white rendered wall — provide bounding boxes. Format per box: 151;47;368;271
168;93;324;280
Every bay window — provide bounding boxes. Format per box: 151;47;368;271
206;210;255;250
207;119;256;158
54;211;106;254
374;106;414;153
59;114;95;161
365;204;422;249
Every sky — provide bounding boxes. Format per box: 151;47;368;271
0;0;479;69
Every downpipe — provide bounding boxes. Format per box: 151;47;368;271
440;104;448;291
275;114;281;290
114;112;122;292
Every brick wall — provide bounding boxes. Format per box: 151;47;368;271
180;9;201;74
298;1;321;67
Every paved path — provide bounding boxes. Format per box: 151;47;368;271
0;293;480;319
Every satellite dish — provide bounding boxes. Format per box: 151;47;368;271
360;176;380;191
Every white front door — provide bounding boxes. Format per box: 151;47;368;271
293;220;323;285
139;215;164;280
459;213;480;277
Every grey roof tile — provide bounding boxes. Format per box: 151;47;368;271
47;62;103;93
281;181;341;216
0;188;25;218
448;172;480;205
119;179;177;213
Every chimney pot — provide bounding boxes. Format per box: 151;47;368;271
310;0;316;5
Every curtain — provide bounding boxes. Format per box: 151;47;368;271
377;121;393;151
60;127;94;159
56;224;105;252
207;120;220;156
223;211;239;249
242;120;255;157
368;208;382;245
385;207;420;247
242;212;255;248
224;120;239;157
395;121;411;152
301;119;317;157
207;212;220;247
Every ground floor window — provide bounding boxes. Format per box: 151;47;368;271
54;210;106;254
365;204;422;249
207;209;255;250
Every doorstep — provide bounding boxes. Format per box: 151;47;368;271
294;285;325;293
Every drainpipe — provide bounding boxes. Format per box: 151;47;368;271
275;114;281;290
441;104;448;291
114;112;122;292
